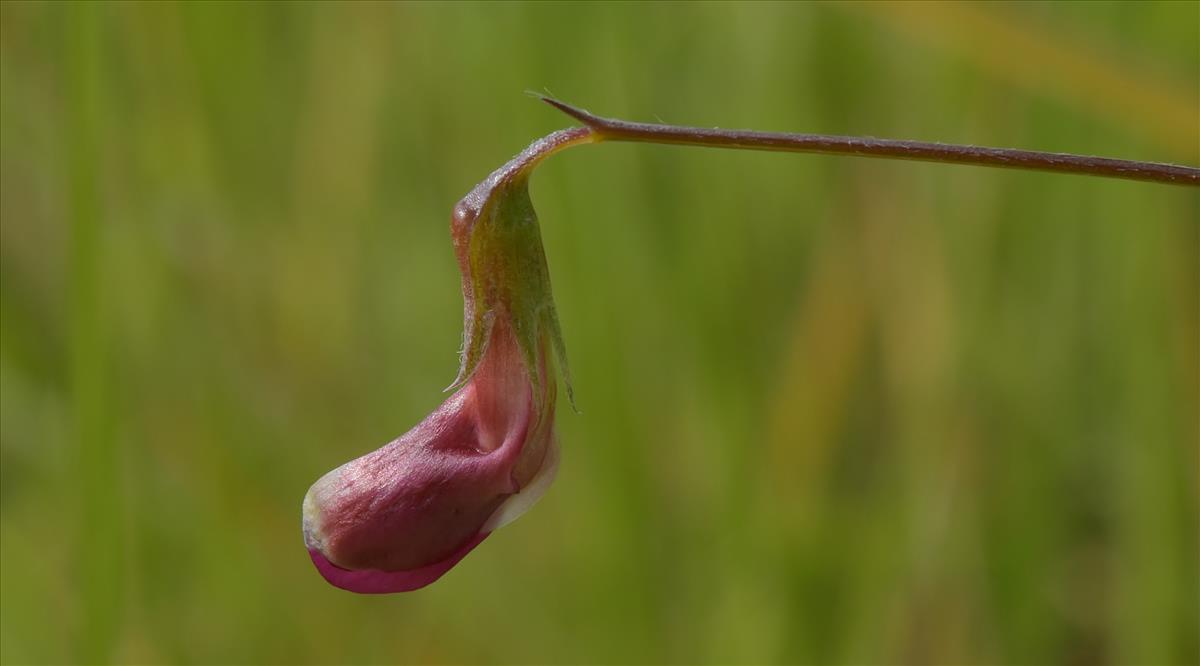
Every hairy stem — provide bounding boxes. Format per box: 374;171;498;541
542;97;1199;187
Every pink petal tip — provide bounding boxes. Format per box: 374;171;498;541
307;533;489;594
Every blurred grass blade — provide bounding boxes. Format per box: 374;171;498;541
67;2;122;662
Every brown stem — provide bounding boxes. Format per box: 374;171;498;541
541;97;1199;187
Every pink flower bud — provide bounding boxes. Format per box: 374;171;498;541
302;128;591;593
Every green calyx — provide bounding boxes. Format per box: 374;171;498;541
447;127;593;413
447;173;575;413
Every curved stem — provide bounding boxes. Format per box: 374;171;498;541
542;97;1199;187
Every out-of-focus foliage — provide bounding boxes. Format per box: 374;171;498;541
1;2;1196;664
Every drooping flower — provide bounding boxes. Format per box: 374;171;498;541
302;128;592;593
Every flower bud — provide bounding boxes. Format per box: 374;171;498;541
302;128;590;593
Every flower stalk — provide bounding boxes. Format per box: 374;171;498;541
542;97;1200;186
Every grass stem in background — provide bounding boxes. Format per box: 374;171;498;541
67;3;122;662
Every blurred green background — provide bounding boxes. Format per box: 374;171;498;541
2;1;1197;664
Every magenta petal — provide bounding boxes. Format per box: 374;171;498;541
308;533;489;594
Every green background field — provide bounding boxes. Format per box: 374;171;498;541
2;2;1197;664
